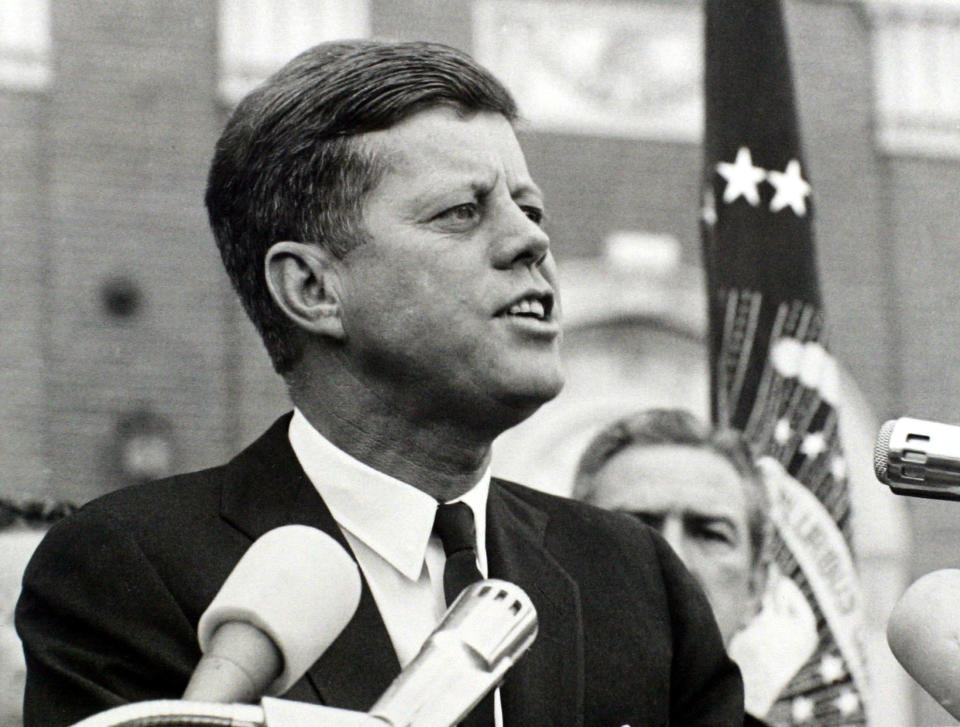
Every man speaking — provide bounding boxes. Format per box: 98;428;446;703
16;40;743;727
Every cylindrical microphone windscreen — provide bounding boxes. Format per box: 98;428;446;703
873;418;895;484
369;579;537;727
197;524;361;696
887;569;960;719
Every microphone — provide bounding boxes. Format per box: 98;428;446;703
71;578;536;727
874;417;960;500
887;569;960;719
368;579;537;727
182;524;362;703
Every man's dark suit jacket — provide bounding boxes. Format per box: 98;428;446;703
16;414;743;727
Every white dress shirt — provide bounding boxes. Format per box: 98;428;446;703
288;409;502;724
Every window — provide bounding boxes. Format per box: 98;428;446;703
473;0;703;141
0;0;51;91
218;0;370;105
870;0;960;156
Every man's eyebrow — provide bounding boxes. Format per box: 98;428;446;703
511;181;544;200
413;170;498;200
624;509;666;520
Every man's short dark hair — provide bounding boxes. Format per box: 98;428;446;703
573;408;769;569
205;40;519;374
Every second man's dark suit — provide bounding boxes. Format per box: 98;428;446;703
17;414;744;727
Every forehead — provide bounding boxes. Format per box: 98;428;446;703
362;107;538;195
591;444;750;523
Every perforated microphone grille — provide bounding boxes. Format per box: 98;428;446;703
874;419;896;484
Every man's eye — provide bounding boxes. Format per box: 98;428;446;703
521;205;545;225
696;526;734;545
437;203;479;224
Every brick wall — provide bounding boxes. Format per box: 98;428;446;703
0;0;236;503
0;91;49;501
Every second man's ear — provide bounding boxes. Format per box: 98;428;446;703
265;241;345;341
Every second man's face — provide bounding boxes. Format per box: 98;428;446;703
589;443;760;645
335;107;564;429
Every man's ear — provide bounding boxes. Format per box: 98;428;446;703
265;241;345;340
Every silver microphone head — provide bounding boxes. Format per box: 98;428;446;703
874;417;960;500
369;579;537;727
440;579;538;671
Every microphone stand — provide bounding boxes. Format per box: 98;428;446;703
67;699;265;727
68;698;383;727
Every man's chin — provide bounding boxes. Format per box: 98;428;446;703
494;373;565;425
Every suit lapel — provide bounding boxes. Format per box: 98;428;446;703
292;480;401;710
487;482;584;727
218;415;399;710
217;421;583;720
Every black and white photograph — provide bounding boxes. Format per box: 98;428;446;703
2;1;959;725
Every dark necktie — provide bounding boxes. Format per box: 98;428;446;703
433;502;495;727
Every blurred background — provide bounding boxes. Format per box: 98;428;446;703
2;0;959;723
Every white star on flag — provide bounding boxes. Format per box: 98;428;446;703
774;418;793;444
716;146;766;206
791;695;814;723
833;689;860;716
767;159;812;216
818;653;845;684
800;432;826;458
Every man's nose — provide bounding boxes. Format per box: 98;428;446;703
491;204;551;269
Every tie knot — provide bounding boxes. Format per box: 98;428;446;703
433;502;477;557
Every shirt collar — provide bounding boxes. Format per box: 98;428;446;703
288;408;491;581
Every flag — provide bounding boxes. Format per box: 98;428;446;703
701;1;869;725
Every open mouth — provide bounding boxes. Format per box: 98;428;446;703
499;292;555;322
